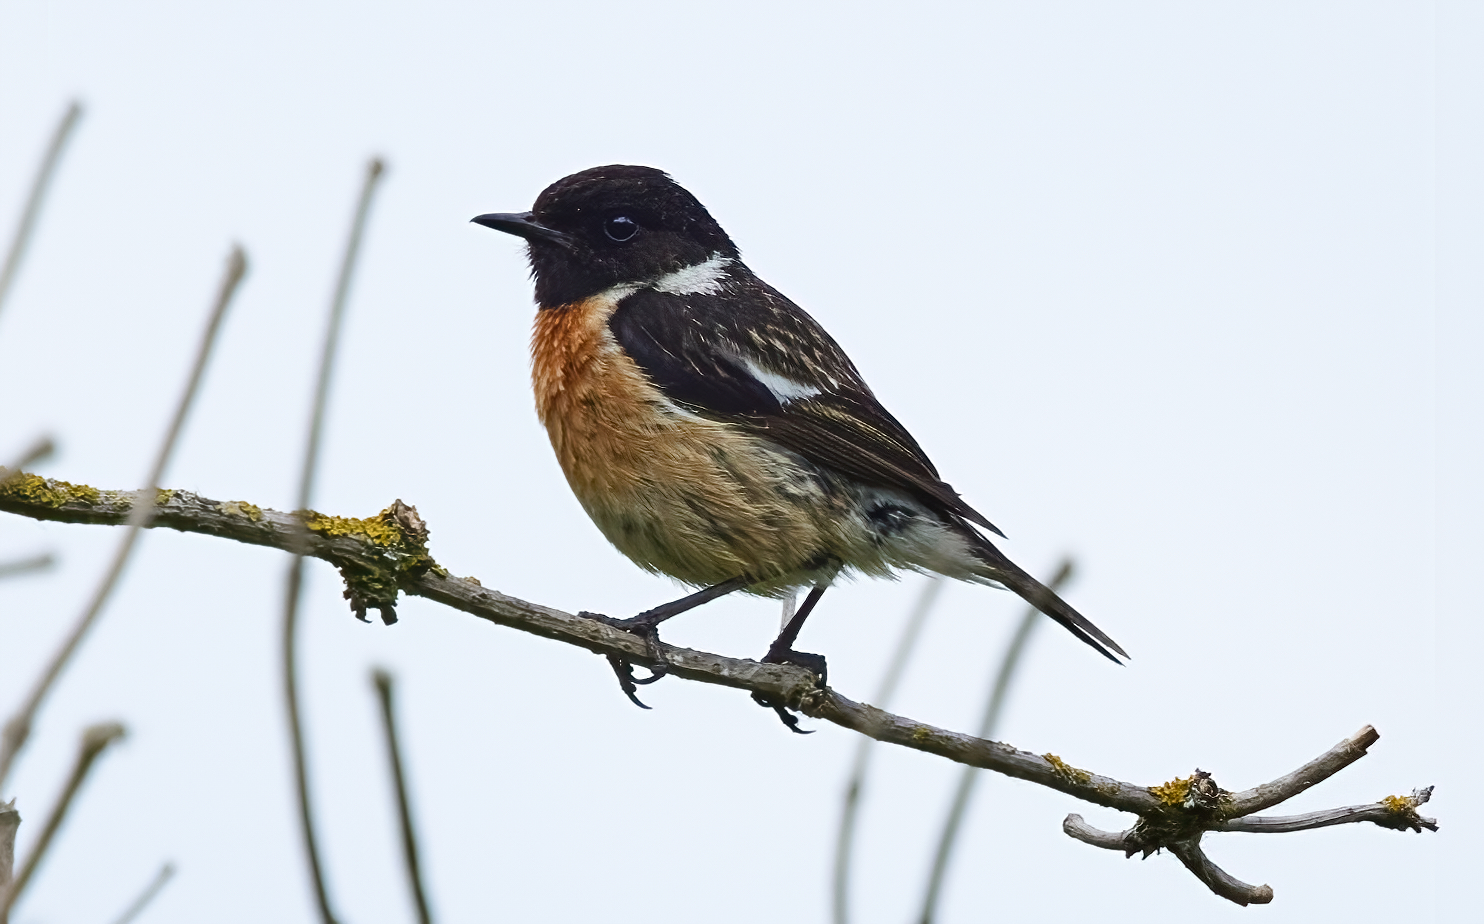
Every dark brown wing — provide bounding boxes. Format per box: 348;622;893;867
608;274;1004;536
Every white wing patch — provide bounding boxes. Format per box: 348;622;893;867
742;357;823;404
652;253;732;296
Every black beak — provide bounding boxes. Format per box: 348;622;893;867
471;211;574;248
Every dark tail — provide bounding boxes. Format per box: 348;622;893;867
968;534;1129;664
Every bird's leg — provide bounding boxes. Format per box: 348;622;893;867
753;582;831;734
761;584;830;679
583;576;749;708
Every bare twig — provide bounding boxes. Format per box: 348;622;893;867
0;486;1439;904
372;669;434;924
0;722;126;921
832;577;943;924
916;559;1071;924
0;438;59;582
109;862;176;924
0;101;82;322
1168;839;1274;906
1223;725;1382;816
0;554;54;581
0;248;245;791
1059;737;1432;904
1216;786;1437;834
0;801;16;894
1;436;56;485
283;156;385;924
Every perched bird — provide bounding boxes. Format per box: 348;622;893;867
474;165;1125;723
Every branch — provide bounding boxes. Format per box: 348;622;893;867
1061;765;1435;906
0;723;126;922
0;801;16;895
0;247;245;791
0;100;83;321
0;484;1438;904
282;155;386;924
372;670;434;924
109;862;176;924
832;577;943;924
917;560;1067;924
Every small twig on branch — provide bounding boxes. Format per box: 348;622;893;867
1;436;55;485
832;577;943;924
0;554;54;581
1061;746;1435;905
1216;786;1438;834
372;669;434;924
282;155;385;924
0;248;245;791
109;862;176;924
917;559;1070;924
0;486;1439;904
0;722;125;922
0;100;82;322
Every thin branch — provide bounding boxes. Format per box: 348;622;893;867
0;248;245;792
1216;787;1437;834
0;723;126;922
0;801;16;894
0;554;54;581
917;559;1071;924
0;101;82;322
832;577;943;924
0;486;1439;904
0;439;60;582
1063;818;1276;905
1060;750;1433;904
372;669;434;924
109;862;176;924
1223;726;1382;816
283;156;385;924
1168;839;1274;906
2;436;56;485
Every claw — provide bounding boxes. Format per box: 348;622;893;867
752;645;827;732
605;654;652;709
751;691;814;734
586;611;673;709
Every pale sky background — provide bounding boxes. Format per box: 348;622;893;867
1;2;1478;922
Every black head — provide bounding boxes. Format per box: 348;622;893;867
473;165;739;308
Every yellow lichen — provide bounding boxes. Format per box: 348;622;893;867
302;510;404;546
911;725;933;744
0;472;102;507
218;500;263;521
1381;794;1413;814
1044;754;1093;785
1150;775;1193;806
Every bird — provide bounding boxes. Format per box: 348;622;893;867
473;165;1126;727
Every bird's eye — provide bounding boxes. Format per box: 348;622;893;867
603;215;639;242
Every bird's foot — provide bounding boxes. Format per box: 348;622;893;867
752;645;828;734
582;611;670;709
762;644;829;687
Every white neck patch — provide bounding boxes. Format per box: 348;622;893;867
651;253;732;296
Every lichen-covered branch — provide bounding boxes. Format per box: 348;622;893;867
0;478;1438;905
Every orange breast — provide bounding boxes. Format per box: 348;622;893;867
528;294;839;590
